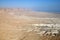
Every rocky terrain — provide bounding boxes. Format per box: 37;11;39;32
0;8;60;40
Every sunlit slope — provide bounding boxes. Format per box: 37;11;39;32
0;9;60;40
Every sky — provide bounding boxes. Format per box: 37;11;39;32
0;0;60;12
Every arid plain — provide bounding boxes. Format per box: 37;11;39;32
0;8;60;40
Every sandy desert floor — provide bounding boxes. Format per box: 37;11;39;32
0;9;60;40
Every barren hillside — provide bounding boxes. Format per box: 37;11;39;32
0;8;60;40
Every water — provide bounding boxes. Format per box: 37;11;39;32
33;9;60;13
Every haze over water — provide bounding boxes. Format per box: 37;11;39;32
0;0;60;13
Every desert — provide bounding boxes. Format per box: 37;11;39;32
0;8;60;40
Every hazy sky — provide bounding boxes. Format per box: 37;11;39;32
0;0;60;12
